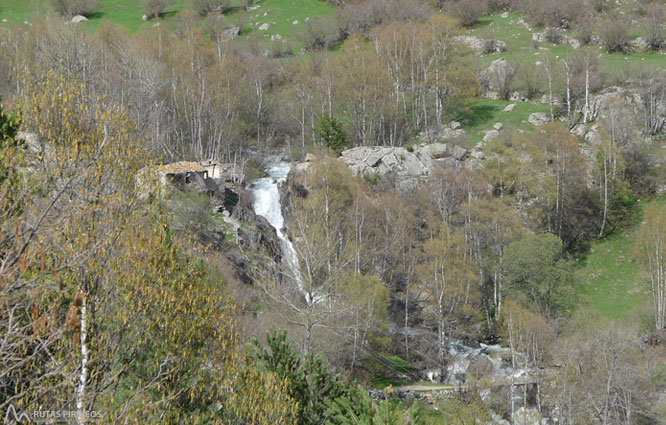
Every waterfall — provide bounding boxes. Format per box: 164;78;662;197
250;161;309;301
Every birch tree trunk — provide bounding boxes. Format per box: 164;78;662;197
76;293;89;425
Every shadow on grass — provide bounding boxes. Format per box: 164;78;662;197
159;10;178;19
86;11;105;20
471;16;493;30
455;102;501;128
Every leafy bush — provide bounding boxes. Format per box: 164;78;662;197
517;0;579;28
576;22;595;45
645;3;665;50
482;37;502;54
447;0;489;27
588;0;611;13
544;27;563;43
296;17;339;50
516;63;540;99
0;97;20;144
49;0;99;17
599;15;630;53
487;0;510;13
189;0;230;16
336;0;432;36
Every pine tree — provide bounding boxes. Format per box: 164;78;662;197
0;96;20;144
315;115;347;154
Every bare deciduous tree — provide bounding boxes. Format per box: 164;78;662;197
189;0;230;16
49;0;99;17
142;0;174;19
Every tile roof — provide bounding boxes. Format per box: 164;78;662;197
158;161;207;175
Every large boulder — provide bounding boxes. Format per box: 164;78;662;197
422;142;450;159
222;26;241;41
503;103;517;112
448;121;462;131
479;59;515;93
71;15;88;23
528;112;550;126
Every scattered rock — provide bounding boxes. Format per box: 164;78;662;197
71;15;88;23
271;34;282;41
483;130;500;142
532;30;581;49
292;20;299;25
245;5;260;11
501;12;510;18
221;26;241;41
448;121;462;130
540;94;560;105
142;14;149;21
454;35;507;53
493;122;504;131
419;126;465;143
508;91;528;102
423;143;450;159
368;388;427;402
629;37;650;50
258;23;270;31
584;129;601;143
17;131;44;154
532;32;547;43
570;123;587;138
528;112;550;126
503;103;517;112
471;150;485;160
452;145;468;161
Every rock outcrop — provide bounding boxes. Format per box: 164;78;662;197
337;141;484;191
479;58;515;93
532;30;581;49
454;35;507;54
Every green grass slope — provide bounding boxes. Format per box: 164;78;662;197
469;12;666;71
241;0;334;47
0;0;334;41
455;98;552;147
0;0;186;32
574;197;666;320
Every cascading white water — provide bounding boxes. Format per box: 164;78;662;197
250;161;308;300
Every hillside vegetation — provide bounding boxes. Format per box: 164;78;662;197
1;0;666;423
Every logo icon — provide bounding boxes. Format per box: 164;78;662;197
4;404;32;423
